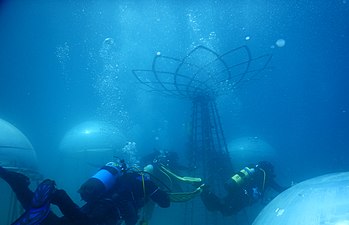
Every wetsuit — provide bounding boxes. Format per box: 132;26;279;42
111;171;170;225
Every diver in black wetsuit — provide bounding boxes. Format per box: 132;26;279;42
78;161;170;225
1;161;170;225
200;161;287;216
0;166;119;225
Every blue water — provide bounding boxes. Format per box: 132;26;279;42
0;0;348;224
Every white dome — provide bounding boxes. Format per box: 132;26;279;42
253;172;349;225
228;136;275;170
56;121;127;201
0;118;38;170
59;120;126;154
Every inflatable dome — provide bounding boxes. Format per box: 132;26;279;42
0;118;38;170
59;120;126;155
228;136;275;170
253;172;349;225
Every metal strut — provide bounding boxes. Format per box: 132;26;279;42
186;95;234;225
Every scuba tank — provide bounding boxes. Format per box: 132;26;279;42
79;161;123;202
92;162;122;190
231;166;255;186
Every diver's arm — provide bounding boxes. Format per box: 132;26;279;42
52;189;117;225
0;168;33;210
52;189;96;225
146;180;170;208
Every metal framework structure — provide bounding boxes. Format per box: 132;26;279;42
133;45;272;225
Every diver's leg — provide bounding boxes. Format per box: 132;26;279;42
11;179;57;225
51;189;83;221
0;166;33;209
123;205;138;225
117;200;139;225
200;188;223;212
220;191;247;216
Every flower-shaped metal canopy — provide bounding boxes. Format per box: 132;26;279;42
132;45;272;100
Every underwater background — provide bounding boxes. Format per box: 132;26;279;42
0;0;348;224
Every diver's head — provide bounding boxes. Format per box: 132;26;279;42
143;164;154;174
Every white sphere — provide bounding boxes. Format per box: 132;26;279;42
228;136;275;170
59;120;126;154
253;172;349;225
275;39;286;47
0;118;38;170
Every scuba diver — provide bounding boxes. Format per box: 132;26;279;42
1;159;170;225
79;160;170;225
200;161;287;216
0;165;120;225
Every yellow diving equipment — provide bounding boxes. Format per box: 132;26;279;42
231;167;255;185
168;184;205;202
159;165;202;183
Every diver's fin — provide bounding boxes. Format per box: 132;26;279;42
11;206;50;225
11;179;56;225
159;165;202;183
168;184;204;202
31;179;56;208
